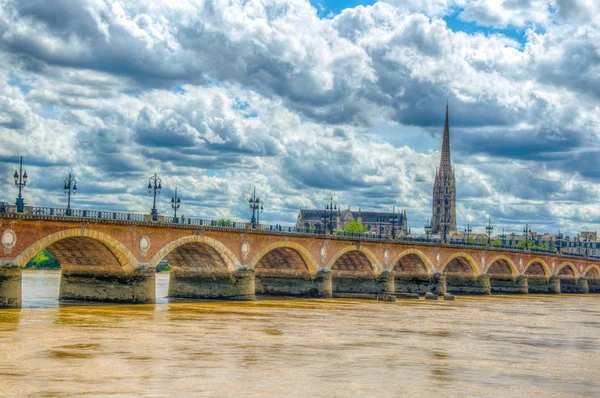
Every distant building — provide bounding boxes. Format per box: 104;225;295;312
581;231;597;241
431;103;457;235
296;207;408;236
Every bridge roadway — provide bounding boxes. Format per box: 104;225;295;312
0;210;599;307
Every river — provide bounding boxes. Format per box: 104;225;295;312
0;270;598;397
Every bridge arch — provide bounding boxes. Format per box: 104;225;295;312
441;252;479;276
389;249;434;275
583;264;600;279
485;255;518;278
249;241;318;277
523;258;551;278
326;246;382;275
557;262;579;278
13;228;138;274
149;235;240;274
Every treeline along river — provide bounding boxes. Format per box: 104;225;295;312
0;271;598;397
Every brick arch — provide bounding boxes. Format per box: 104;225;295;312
583;264;600;279
13;228;137;274
250;241;318;277
524;258;551;277
485;255;518;278
557;262;578;278
326;246;382;275
441;252;479;276
389;249;434;275
149;235;240;273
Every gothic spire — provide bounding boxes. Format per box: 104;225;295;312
440;101;452;171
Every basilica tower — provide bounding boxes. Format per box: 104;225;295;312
431;103;456;234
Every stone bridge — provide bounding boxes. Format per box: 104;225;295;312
0;214;598;307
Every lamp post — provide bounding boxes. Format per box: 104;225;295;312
523;224;531;251
249;187;263;229
441;214;449;243
464;223;472;245
325;196;337;235
424;218;432;240
389;205;399;240
171;187;181;223
501;228;506;248
320;215;327;235
555;230;563;254
148;173;162;222
485;218;494;248
63;173;78;216
13;156;28;213
377;215;385;239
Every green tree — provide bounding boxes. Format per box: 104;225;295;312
25;249;60;269
343;220;368;234
215;218;233;227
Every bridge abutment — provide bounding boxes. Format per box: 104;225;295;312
489;275;528;294
59;265;156;304
446;274;491;295
0;264;21;308
168;269;255;301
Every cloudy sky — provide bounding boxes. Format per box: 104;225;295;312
0;0;598;236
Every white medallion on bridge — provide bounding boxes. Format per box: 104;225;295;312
1;228;16;254
241;241;250;260
139;235;151;256
383;248;390;265
320;245;327;262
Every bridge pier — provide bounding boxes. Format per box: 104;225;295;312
558;277;588;294
394;273;442;295
168;268;255;300
0;264;21;308
446;274;491;295
332;271;394;294
489;275;528;294
588;278;600;293
60;265;156;304
527;276;560;294
255;269;333;298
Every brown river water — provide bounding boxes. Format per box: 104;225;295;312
0;271;599;397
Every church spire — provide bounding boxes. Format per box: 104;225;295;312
440;101;451;171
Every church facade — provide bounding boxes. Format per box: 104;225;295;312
431;103;457;235
296;207;408;236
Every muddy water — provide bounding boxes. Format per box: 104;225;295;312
0;271;599;397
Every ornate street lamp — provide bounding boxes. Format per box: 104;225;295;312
13;156;28;213
389;205;399;240
377;215;385;239
440;214;449;243
485;218;494;248
171;187;181;223
325;196;337;235
500;228;506;247
249;187;263;229
148;173;162;222
424;218;432;240
523;224;531;251
464;223;472;245
554;230;563;254
320;214;327;235
63;173;78;216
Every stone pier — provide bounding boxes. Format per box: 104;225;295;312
333;272;394;294
489;275;528;294
446;274;491;295
255;270;333;298
0;264;21;308
394;273;437;294
60;265;156;304
559;277;589;294
168;269;255;300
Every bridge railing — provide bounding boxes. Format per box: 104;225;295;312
3;204;597;260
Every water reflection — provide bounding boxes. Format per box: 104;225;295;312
0;271;598;397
